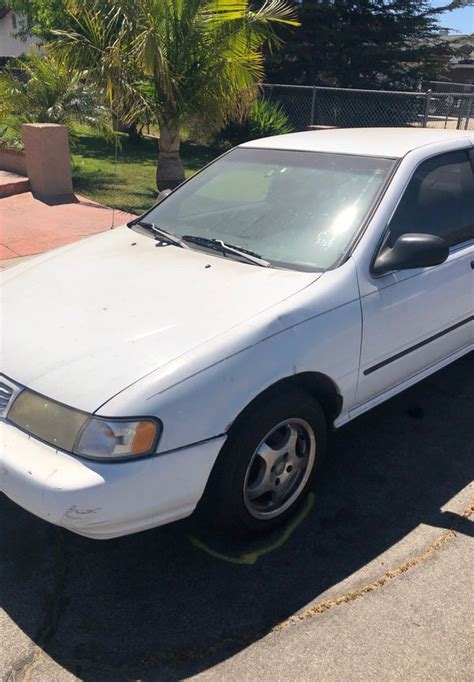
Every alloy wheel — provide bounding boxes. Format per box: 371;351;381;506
243;418;316;520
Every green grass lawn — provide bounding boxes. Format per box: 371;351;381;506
72;128;221;215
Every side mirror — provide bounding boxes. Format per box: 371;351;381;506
156;188;172;204
372;233;449;276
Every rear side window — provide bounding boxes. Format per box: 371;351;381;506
388;150;474;247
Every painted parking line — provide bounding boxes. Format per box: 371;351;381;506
189;492;315;565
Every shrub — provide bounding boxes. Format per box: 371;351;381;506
0;54;112;147
215;98;293;148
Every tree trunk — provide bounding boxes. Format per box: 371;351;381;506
156;117;185;191
124;121;144;144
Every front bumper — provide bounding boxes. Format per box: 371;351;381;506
0;421;225;539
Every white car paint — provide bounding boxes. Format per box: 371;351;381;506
1;128;473;539
0;421;226;538
1;226;319;412
348;138;474;408
240;127;474;158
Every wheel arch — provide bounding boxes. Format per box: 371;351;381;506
227;371;343;433
198;371;335;526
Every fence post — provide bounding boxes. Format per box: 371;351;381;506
464;95;473;130
310;86;317;126
422;91;431;127
456;97;463;130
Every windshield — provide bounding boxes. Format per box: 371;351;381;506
143;147;395;271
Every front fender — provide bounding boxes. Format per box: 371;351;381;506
99;261;362;453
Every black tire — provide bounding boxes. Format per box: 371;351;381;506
199;387;327;534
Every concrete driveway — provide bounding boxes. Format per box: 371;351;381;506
1;354;473;681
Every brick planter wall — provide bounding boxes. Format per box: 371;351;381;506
0;146;27;176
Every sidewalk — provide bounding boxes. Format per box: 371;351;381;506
0;191;135;266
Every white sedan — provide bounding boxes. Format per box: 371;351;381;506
1;128;473;539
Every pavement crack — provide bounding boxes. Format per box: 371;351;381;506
272;498;474;633
2;649;36;682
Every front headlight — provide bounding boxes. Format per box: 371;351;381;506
8;389;89;451
73;417;160;460
8;389;161;461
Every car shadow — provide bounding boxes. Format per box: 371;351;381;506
1;353;473;680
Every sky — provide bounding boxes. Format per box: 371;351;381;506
431;1;474;34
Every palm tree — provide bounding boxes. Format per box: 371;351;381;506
53;0;298;190
0;53;111;147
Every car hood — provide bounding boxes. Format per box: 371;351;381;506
1;227;319;411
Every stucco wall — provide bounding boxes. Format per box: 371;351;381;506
22;124;73;197
0;11;41;58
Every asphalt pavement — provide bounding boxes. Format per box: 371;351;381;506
1;353;473;681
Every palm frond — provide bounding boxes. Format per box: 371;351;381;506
50;0;298;132
0;53;113;144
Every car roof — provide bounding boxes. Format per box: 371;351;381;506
240;127;474;159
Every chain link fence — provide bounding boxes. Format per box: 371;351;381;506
261;84;474;132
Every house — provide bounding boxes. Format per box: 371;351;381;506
449;47;474;87
427;34;473;92
0;6;41;60
446;33;473;89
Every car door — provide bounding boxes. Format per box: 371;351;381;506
354;147;474;410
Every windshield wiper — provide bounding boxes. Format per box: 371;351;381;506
182;236;270;267
134;221;188;248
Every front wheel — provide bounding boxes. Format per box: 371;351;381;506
201;388;327;534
